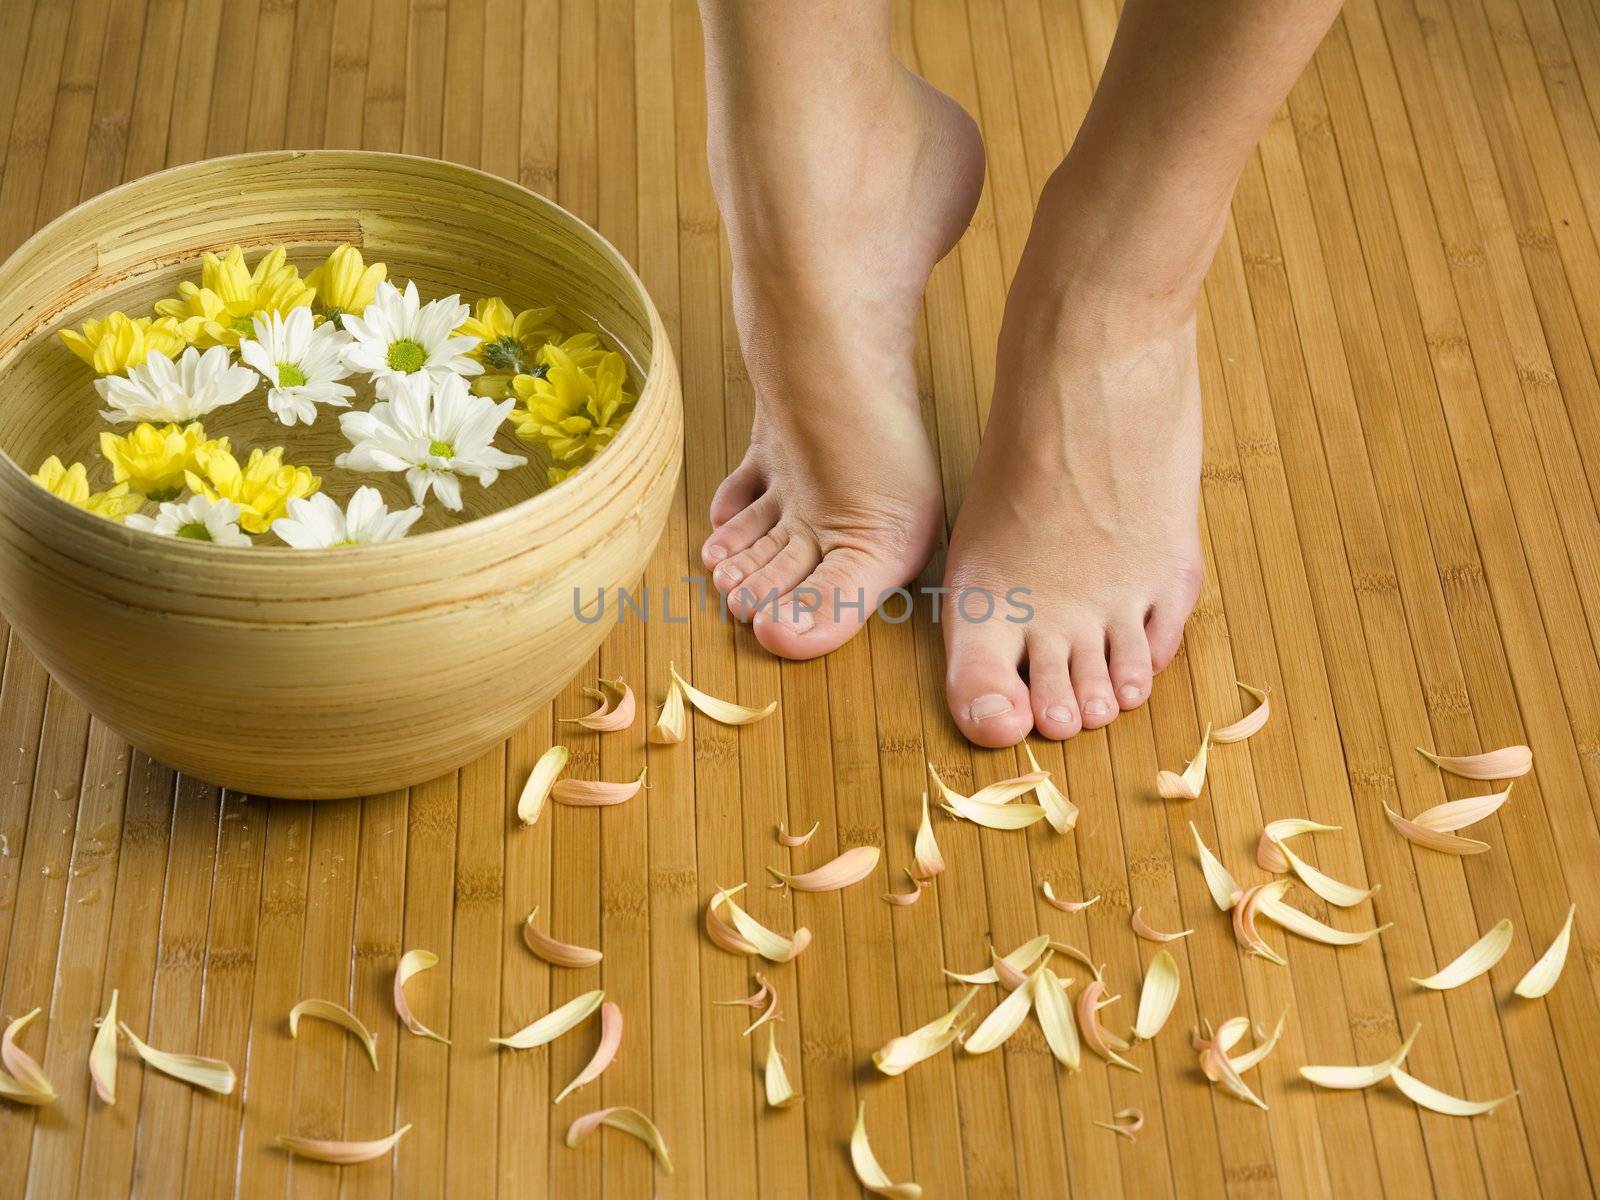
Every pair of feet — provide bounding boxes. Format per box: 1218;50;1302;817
699;71;1205;747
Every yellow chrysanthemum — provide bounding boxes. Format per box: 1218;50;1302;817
155;245;316;348
185;443;320;533
459;297;562;398
99;421;228;502
30;455;145;521
510;344;635;485
58;312;190;375
305;243;387;326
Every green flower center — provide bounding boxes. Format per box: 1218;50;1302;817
428;439;455;459
276;361;307;388
232;314;258;335
528;362;550;381
483;335;526;373
323;307;346;329
176;521;213;541
388;339;428;373
148;486;183;503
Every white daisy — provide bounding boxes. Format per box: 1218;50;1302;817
335;373;526;511
238;308;357;426
272;486;424;548
95;345;258;424
125;495;251;546
341;279;482;399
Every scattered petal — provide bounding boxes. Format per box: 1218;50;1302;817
1213;683;1270;744
1416;745;1531;780
1382;803;1491;855
1232;882;1290;965
1193;1021;1266;1109
393;949;451;1044
1047;940;1106;984
874;989;978;1076
1094;1108;1145;1142
1410;919;1513;990
555;1001;622;1103
763;1025;802;1108
522;907;605;968
552;767;648;807
911;793;945;881
708;884;812;962
1410;783;1514;833
1133;950;1180;1042
851;1102;921;1199
561;678;636;732
1077;979;1140;1071
1227;1008;1288;1073
566;1106;673;1173
927;762;1046;808
1516;904;1577;999
1131;908;1193;943
1273;840;1377;908
884;871;924;906
650;678;686;744
1390;1065;1516;1116
493;990;605;1050
768;845;880;892
992;949;1030;992
704;884;759;956
2;1009;55;1101
1023;744;1079;832
1256;893;1389;946
1157;725;1212;800
517;745;569;826
945;933;1050;985
90;990;118;1104
1255;817;1341;873
671;663;776;726
1190;822;1240;911
965;967;1039;1053
1042;882;1099;913
778;820;820;848
1032;965;1080;1070
1301;1025;1419;1089
940;790;1047;830
118;1022;235;1094
278;1124;412;1164
289;999;379;1071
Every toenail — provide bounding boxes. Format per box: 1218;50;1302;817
1046;705;1074;726
716;562;743;585
1084;699;1111;718
786;610;814;634
706;544;727;563
1119;685;1143;704
969;693;1013;721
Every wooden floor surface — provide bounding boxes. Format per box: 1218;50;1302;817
3;0;1600;1195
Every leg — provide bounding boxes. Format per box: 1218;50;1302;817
695;0;984;655
943;0;1343;746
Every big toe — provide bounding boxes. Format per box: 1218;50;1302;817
943;618;1033;748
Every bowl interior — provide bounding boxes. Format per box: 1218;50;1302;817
0;152;653;537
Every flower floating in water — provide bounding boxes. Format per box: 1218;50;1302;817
336;373;525;511
342;280;481;400
155;246;316;348
272;486;423;548
511;343;635;485
99;421;226;501
239;308;356;426
126;494;251;545
95;345;258;424
456;297;561;398
305;244;387;328
29;456;144;521
59;312;189;375
185;443;320;533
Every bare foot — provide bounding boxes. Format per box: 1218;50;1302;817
700;67;984;657
942;173;1205;747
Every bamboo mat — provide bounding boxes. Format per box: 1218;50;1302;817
2;0;1600;1196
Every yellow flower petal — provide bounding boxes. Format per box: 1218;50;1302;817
1158;725;1212;799
1190;821;1240;910
278;1123;411;1164
1033;964;1081;1069
555;1001;622;1104
944;932;1050;985
851;1102;921;1199
118;1021;234;1093
551;767;648;807
1041;881;1099;913
289;999;379;1071
767;845;879;892
90;989;119;1104
1301;1025;1419;1089
873;989;977;1076
1023;743;1078;832
762;1025;802;1109
565;1106;673;1173
1255;817;1341;872
1382;802;1491;855
1212;682;1270;743
517;745;568;826
911;793;944;881
493;989;604;1050
670;664;776;725
777;820;819;848
1389;1064;1516;1116
1133;951;1180;1043
393;949;451;1044
1416;744;1532;780
649;678;687;744
1410;919;1514;990
522;906;604;968
1515;904;1577;999
1273;839;1378;908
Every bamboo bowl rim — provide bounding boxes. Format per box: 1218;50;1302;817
0;149;667;561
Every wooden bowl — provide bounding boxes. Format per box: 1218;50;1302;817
0;150;682;799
